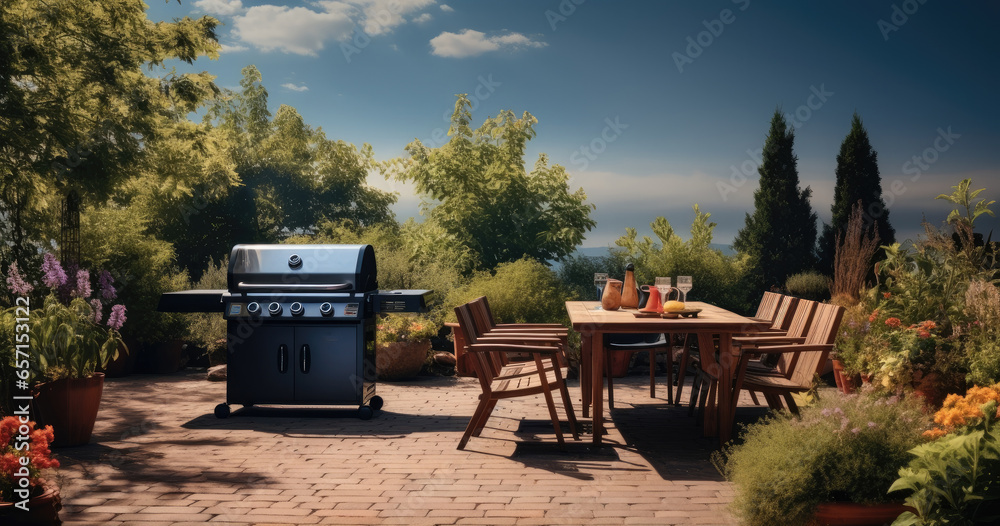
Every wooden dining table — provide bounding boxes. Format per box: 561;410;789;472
565;301;771;446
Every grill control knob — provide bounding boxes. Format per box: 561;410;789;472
290;302;304;316
247;302;261;316
288;254;302;269
267;302;282;316
319;302;334;317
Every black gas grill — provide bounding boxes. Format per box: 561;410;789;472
158;244;430;419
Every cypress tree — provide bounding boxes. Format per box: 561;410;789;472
733;110;818;291
817;113;895;274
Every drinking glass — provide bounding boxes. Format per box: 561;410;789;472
594;273;609;301
677;276;693;302
654;277;671;303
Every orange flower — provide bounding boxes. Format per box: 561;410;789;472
920;320;937;331
885;317;902;328
883;292;892;299
869;310;880;323
917;330;931;339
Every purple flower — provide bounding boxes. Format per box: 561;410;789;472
5;262;34;295
73;269;91;298
851;427;861;434
867;421;877;429
821;408;832;417
107;304;127;331
41;253;67;288
90;299;104;324
99;270;117;300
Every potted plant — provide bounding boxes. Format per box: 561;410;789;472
718;392;930;526
891;384;1000;524
5;254;127;447
375;313;438;380
0;417;62;524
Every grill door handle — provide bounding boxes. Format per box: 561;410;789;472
278;344;288;373
301;344;311;374
236;282;351;292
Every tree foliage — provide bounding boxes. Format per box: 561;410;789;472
817;113;895;274
0;0;223;268
145;65;396;275
389;94;596;271
733;110;818;291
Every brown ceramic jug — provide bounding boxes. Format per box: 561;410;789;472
621;263;639;309
601;279;623;310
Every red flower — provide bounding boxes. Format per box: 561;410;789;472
920;320;937;331
918;330;931;339
885;317;902;328
868;310;880;323
883;292;892;299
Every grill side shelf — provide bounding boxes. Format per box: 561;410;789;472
157;290;227;313
375;290;432;313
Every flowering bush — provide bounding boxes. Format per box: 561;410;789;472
891;397;1000;524
375;314;439;345
720;393;930;526
0;417;60;502
3;254;127;382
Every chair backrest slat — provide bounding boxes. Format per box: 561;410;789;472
770;296;799;331
754;292;783;322
775;299;817;376
788;303;845;387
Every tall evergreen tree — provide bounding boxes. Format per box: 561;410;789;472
733;110;818;290
817;113;895;274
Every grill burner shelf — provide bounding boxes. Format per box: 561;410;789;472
158;244;430;420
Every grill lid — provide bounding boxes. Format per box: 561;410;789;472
228;244;377;293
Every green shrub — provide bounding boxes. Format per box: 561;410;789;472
444;258;577;326
785;271;831;301
610;205;753;314
185;257;228;365
79;205;190;349
720;393;929;526
558;252;616;301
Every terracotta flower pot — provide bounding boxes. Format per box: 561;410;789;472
0;484;62;525
32;373;104;447
376;341;430;380
812;501;912;526
831;359;860;395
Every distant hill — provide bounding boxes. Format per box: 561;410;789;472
549;243;735;270
569;244;736;259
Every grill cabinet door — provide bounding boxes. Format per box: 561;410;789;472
228;325;294;404
293;325;360;403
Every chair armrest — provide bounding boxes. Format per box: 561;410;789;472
468;343;561;355
477;335;563;345
494;323;566;329
741;344;833;356
733;336;807;347
486;327;568;335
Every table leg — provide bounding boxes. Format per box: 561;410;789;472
591;332;604;446
716;332;735;445
580;332;593;419
697;332;719;437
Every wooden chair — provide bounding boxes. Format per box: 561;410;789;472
605;333;674;408
465;297;568;379
674;292;787;405
732;302;845;415
453;303;579;450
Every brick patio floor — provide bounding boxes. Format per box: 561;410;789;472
52;368;764;525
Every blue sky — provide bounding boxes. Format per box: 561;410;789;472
148;0;1000;248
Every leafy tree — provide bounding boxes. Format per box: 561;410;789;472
389;94;596;271
146;65;396;275
733;110;818;291
612;205;752;314
817;113;895;274
0;0;222;269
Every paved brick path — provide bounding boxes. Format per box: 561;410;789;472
53;369;748;525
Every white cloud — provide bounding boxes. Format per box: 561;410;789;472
219;42;249;53
440;4;454;12
412;13;432;24
281;82;309;92
232;4;355;56
230;1;438;55
194;0;244;15
430;29;546;58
